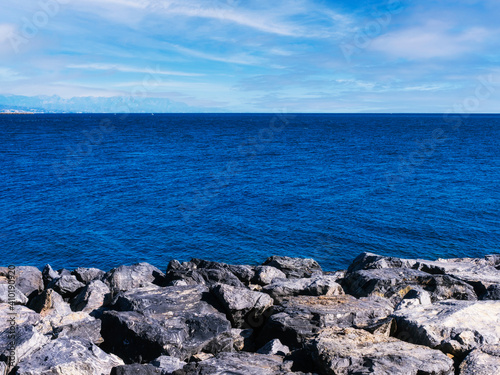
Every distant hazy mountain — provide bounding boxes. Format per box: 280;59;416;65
0;95;220;113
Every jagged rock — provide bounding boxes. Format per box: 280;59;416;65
414;258;500;296
310;327;454;375
343;268;477;305
0;284;28;305
0;266;43;298
257;339;290;356
0;324;50;368
49;312;102;344
47;274;86;298
262;275;344;303
485;254;500;268
42;264;59;287
191;259;255;285
150;355;186;374
72;267;105;284
459;345;500;375
211;284;273;328
483;284;500;300
104;263;165;293
183;352;293;375
231;328;254;351
254;266;287;285
395;288;432;310
101;285;232;362
0;304;41;329
262;256;322;279
13;338;124;375
111;364;162;374
28;289;72;317
71;280;111;313
347;252;417;273
258;295;393;348
393;300;500;357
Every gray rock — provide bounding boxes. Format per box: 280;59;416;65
49;312;103;344
150;355;186;374
42;264;59;286
231;328;254;351
47;274;86;298
485;254;500;268
0;362;6;375
254;266;287;285
395;288;432;310
263;275;344;302
483;284;500;300
343;268;477;305
183;352;292;375
257;339;290;356
0;324;50;368
211;283;274;328
104;263;165;293
347;252;418;273
71;279;111;313
0;284;28;305
101;285;232;362
28;289;72;318
393;300;500;357
111;364;162;374
72;267;105;284
14;338;124;375
459;345;500;375
262;256;322;278
191;259;255;285
310;327;454;375
0;266;43;298
0;304;41;330
258;295;393;348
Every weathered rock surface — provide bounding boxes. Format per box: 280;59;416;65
0;284;28;305
393;300;500;357
310;327;454;375
259;295;393;348
231;328;255;351
257;339;290;356
72;267;105;284
48;312;102;344
0;266;43;298
150;355;186;374
105;262;165;293
483;284;500;300
211;283;273;328
347;252;417;273
0;324;50;368
47;274;86;298
13;338;124;375
263;275;344;303
71;279;111;313
0;304;41;329
42;264;60;287
262;256;322;279
254;266;287;285
183;352;293;375
101;285;232;362
111;364;163;374
459;344;500;375
343;268;477;305
28;289;72;317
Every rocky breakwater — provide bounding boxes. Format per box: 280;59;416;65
0;252;499;375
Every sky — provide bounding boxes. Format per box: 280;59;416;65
0;0;499;112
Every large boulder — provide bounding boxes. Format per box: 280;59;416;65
343;268;477;305
310;327;454;375
262;275;344;303
0;304;41;329
0;266;43;298
459;345;500;375
393;300;500;357
166;260;246;288
262;256;322;279
0;284;28;305
47;274;86;299
101;285;232;362
41;264;60;287
150;355;186;374
28;289;72;318
183;352;293;375
13;338;124;375
211;284;273;328
48;312;102;344
347;252;417;273
72;267;105;284
253;266;287;286
104;263;165;293
71;279;111;313
0;324;49;369
191;259;255;285
258;295;393;348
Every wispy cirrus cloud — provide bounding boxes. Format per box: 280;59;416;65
66;63;204;77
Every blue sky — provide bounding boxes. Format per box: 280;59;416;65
0;0;499;112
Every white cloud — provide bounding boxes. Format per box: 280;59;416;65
0;67;26;81
369;21;489;59
66;63;204;77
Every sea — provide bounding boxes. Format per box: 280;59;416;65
1;113;499;272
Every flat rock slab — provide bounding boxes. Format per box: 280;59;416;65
183;352;293;375
263;275;344;303
393;300;500;355
343;268;477;305
101;285;232;362
259;295;393;348
13;338;124;375
310;327;454;375
459;345;500;375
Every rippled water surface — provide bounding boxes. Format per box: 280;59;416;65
1;113;499;271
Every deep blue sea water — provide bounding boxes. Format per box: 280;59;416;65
1;113;499;272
